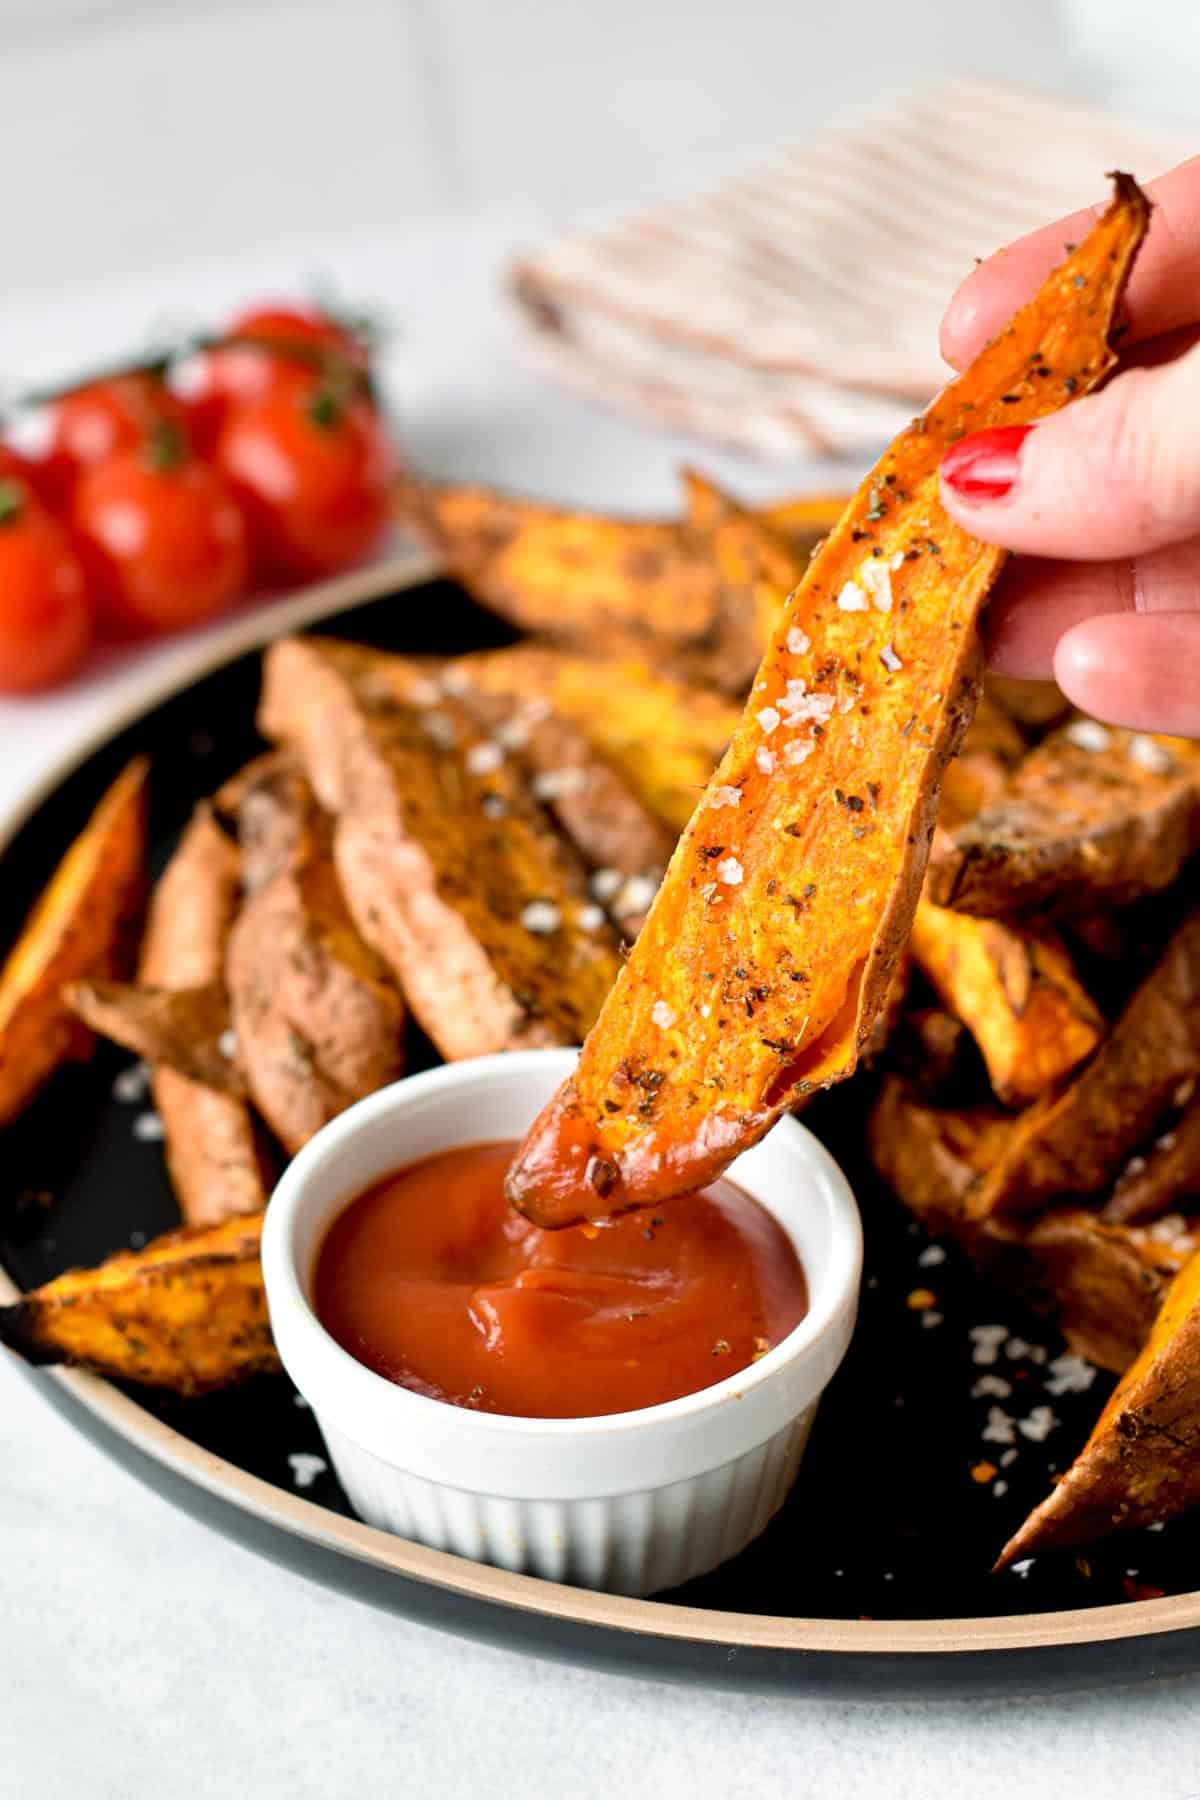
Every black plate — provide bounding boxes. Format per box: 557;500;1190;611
4;578;1200;1699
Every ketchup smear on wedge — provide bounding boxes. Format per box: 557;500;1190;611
313;1140;807;1418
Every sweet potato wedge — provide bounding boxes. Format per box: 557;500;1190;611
968;910;1200;1219
395;476;725;664
449;681;674;935
448;644;739;833
936;695;1026;836
507;175;1150;1226
983;673;1070;731
226;762;406;1153
139;809;271;1227
927;720;1200;917
868;1077;1186;1373
1102;1091;1200;1226
259;637;622;1059
64;978;245;1097
0;1213;276;1394
908;905;1104;1106
0;757;146;1127
999;1232;1200;1563
678;470;809;692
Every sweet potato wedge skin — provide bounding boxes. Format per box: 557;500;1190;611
507;175;1150;1226
64;978;245;1096
259;637;622;1060
968;909;1200;1219
448;645;739;833
139;809;270;1227
0;1213;276;1394
0;757;146;1128
927;722;1200;917
226;763;406;1154
999;1236;1200;1563
908;905;1103;1106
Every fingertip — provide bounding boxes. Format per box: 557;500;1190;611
938;272;984;372
1054;612;1200;736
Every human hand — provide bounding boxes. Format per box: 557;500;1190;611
937;155;1200;737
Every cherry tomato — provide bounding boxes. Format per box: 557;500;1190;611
73;433;248;635
45;372;188;503
0;479;93;691
186;304;370;455
216;382;393;582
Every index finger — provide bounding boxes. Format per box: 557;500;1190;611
940;154;1200;370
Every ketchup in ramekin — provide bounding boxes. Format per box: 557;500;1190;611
313;1140;807;1419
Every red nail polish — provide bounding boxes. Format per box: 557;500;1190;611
940;424;1033;501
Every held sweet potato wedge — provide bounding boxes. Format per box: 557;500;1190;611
63;978;245;1097
139;808;271;1227
507;174;1150;1226
448;644;740;833
927;720;1200;917
999;1234;1200;1563
0;1213;276;1394
0;757;146;1128
259;637;622;1059
967;909;1200;1219
908;906;1104;1107
226;762;406;1154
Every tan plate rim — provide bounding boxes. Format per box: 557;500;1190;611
2;551;1198;1659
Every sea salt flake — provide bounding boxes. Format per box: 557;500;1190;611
969;1324;1009;1366
783;739;814;768
757;707;781;735
920;1310;944;1330
112;1061;150;1104
422;710;456;749
1010;1558;1034;1577
1000;1448;1019;1468
590;867;622;901
288;1453;327;1489
1018;1405;1059;1443
617;873;660;915
992;1480;1009;1497
406;676;442;707
1128;733;1174;774
918;1244;946;1268
859;557;894;614
838;694;855;715
1156;1131;1178;1153
1064;718;1112;753
890;552;904;570
700;1003;712;1019
879;643;903;673
755;746;777;775
439;666;472;696
577;904;606;932
1148;1213;1192;1246
217;1028;239;1060
1046;1353;1097;1397
836;581;869;613
786;626;811;655
982;1406;1016;1446
292;1392;311;1409
133;1111;165;1142
716;857;744;887
651;1000;676;1030
533;766;589;800
710;785;743;810
520;901;561;935
466;740;504;776
972;1374;1013;1400
781;690;835;727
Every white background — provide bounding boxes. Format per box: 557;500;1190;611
2;2;1200;1795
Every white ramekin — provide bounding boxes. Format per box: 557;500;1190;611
262;1049;861;1596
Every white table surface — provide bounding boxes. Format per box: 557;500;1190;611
6;215;1200;1800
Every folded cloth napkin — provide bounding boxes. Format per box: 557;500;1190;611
511;80;1186;458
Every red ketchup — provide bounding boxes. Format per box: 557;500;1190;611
314;1140;807;1419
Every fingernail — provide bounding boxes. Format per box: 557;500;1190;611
940;424;1033;502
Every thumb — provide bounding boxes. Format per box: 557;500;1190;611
938;343;1200;561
